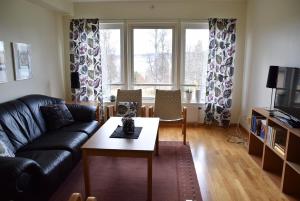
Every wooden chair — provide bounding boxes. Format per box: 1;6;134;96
106;89;146;119
68;193;97;201
149;89;187;145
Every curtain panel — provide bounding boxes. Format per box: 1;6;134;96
205;18;237;127
69;19;103;120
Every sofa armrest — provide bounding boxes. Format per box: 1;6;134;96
66;104;97;122
0;157;42;198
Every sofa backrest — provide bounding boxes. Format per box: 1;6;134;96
0;100;43;151
18;94;64;133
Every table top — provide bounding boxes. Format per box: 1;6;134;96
81;117;160;152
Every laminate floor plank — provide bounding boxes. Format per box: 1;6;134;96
159;125;296;201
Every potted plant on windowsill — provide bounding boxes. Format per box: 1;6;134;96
185;88;193;102
194;81;201;103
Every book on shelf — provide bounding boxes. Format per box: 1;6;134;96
274;144;285;156
251;115;266;136
266;126;287;152
260;120;267;139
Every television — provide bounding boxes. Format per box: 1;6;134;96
274;67;300;121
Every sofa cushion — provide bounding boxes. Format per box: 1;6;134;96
0;100;43;150
60;121;100;137
0;141;15;157
18;94;64;133
0;124;15;153
20;131;88;154
40;104;74;130
16;150;72;176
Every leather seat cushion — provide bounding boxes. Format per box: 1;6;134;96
60;121;100;137
16;150;72;176
20;131;88;154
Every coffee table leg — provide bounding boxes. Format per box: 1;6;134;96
83;150;91;198
147;155;152;201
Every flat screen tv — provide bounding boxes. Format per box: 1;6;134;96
274;67;300;120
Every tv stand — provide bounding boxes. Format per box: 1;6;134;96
248;108;300;199
275;115;300;128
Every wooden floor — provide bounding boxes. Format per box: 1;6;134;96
159;125;297;201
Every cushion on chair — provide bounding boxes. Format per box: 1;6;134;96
40;104;74;130
154;90;183;120
117;101;138;117
116;89;142;116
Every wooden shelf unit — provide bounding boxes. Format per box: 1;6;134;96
248;108;300;199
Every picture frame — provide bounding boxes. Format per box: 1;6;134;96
0;41;8;83
12;42;32;80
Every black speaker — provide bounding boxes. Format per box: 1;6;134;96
266;65;279;88
71;72;80;89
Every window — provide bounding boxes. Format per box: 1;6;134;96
100;23;124;99
132;27;174;98
100;21;209;102
181;23;209;103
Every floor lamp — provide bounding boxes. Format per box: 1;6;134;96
71;72;80;103
266;65;279;113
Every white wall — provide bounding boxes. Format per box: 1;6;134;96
65;1;247;123
0;0;66;103
241;0;300;128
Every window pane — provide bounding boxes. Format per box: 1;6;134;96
133;85;172;98
183;28;209;103
102;84;125;101
133;29;173;85
100;29;122;85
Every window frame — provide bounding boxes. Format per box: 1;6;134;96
127;22;178;97
99;22;126;86
180;22;209;103
100;20;209;102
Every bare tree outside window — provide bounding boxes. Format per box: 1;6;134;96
100;27;123;99
133;28;173;97
182;28;209;103
134;29;172;84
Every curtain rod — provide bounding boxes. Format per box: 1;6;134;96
67;18;209;22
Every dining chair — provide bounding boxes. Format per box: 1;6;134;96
149;89;187;144
106;89;145;119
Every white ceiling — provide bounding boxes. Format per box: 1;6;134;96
72;0;246;2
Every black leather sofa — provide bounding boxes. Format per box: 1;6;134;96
0;95;100;201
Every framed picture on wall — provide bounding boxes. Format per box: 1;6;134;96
0;41;8;83
12;42;32;80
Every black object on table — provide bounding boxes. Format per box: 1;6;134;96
110;126;143;139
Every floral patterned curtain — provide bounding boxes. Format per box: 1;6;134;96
69;19;103;119
205;18;237;127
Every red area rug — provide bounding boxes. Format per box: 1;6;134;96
50;141;202;201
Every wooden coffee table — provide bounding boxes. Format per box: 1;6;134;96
81;117;160;201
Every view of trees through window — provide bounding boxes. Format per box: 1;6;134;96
182;28;209;103
133;29;172;84
100;27;123;99
99;22;209;102
133;28;173;97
